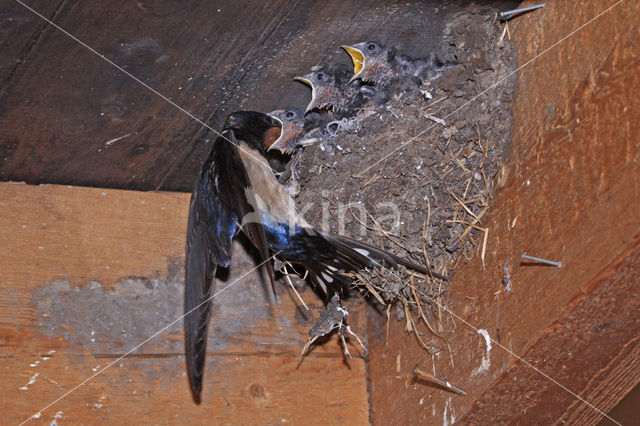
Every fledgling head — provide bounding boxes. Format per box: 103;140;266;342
294;70;340;113
267;108;321;154
398;56;416;77
266;108;306;154
341;41;394;84
223;111;282;153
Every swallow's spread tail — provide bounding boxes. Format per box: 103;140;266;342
300;231;447;293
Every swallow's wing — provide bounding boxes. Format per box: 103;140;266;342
237;180;276;298
184;130;274;403
185;130;239;403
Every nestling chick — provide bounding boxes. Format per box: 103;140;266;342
342;40;454;88
267;107;324;196
295;65;373;115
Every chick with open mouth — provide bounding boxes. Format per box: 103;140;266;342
295;64;378;116
341;41;396;85
294;70;342;114
343;40;455;88
267;108;323;196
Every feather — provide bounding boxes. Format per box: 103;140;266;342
184;127;275;404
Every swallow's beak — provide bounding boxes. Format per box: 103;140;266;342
294;76;312;87
341;45;364;82
265;113;285;152
294;76;317;114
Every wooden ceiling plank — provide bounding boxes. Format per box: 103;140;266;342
0;1;479;191
0;0;66;89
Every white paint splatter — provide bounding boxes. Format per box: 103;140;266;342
478;329;492;353
443;397;455;425
32;412;41;419
443;400;448;426
104;133;132;148
473;329;492;376
94;395;106;408
20;373;39;390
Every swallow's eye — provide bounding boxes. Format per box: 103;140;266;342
317;73;324;81
401;63;409;72
285;111;295;118
367;43;377;51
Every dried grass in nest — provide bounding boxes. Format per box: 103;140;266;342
293;9;515;362
346;265;455;365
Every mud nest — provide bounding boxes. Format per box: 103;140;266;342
289;8;516;330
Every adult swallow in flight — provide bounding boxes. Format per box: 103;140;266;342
185;111;445;403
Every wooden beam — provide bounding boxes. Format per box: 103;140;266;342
461;244;640;424
367;1;640;424
0;1;65;88
0;0;488;191
0;182;368;424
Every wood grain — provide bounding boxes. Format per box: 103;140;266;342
3;355;367;425
0;0;487;191
0;182;368;424
366;1;640;424
0;0;66;88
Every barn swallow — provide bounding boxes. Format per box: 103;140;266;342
294;66;373;114
342;41;454;87
185;111;445;403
